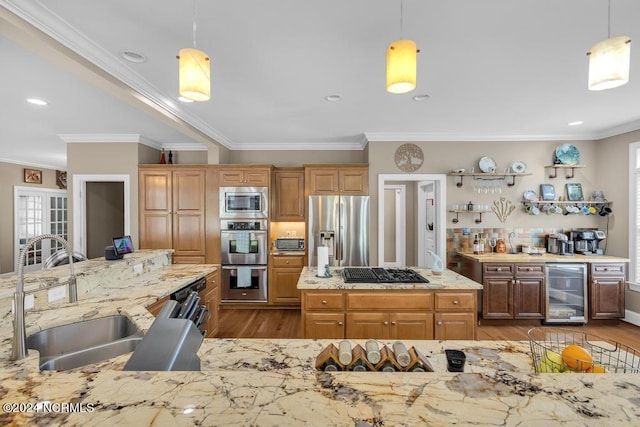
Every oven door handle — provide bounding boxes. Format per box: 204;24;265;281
222;266;267;270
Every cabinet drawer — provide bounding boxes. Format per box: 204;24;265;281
304;292;344;310
591;263;625;276
484;263;513;275
271;256;304;268
346;292;433;311
435;292;475;311
515;264;545;276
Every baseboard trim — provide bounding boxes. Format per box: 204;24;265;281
623;309;640;327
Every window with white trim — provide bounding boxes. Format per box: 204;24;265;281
629;142;640;289
14;187;68;272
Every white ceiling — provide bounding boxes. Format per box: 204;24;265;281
2;0;640;170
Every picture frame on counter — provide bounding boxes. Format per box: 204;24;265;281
540;184;556;201
566;183;584;201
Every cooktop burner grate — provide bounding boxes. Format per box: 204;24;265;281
342;267;429;283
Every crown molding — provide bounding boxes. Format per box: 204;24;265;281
232;140;367;151
594;119;640;140
162;143;208;152
1;0;234;149
0;157;63;171
363;132;601;143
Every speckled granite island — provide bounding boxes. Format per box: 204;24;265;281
1;255;639;426
298;266;483;340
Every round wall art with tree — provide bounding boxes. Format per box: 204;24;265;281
394;143;424;172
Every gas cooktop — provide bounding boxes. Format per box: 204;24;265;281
342;267;429;284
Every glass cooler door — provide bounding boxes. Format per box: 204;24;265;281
545;263;588;324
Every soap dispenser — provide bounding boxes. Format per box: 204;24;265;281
427;250;444;276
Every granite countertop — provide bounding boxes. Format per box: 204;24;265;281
297;266;483;290
458;252;630;263
270;250;306;256
2;255;640;425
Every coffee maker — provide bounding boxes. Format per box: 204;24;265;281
547;233;573;255
569;229;606;255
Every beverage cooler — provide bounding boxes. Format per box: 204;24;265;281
544;263;588;324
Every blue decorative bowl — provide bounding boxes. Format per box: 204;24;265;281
555;144;580;165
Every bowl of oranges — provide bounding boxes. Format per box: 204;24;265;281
528;327;640;374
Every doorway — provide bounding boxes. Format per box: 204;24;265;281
382;184;406;267
72;174;131;257
378;174;446;268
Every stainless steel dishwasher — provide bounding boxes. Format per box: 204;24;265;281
545;263;588;324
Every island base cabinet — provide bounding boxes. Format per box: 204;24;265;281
434;312;475;340
345;312;433;340
304;312;345;339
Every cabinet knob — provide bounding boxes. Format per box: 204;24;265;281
453;300;459;305
285;260;289;264
497;267;502;272
338;321;343;326
384;321;389;326
242;292;247;296
437;321;443;326
593;280;599;285
322;300;327;304
527;267;533;272
391;321;396;326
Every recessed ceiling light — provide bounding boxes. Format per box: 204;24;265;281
120;50;148;63
27;98;47;106
412;94;430;101
325;95;341;102
178;96;194;103
568;121;584;126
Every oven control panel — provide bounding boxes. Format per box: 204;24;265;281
222;220;265;230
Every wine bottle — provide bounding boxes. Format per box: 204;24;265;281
338;340;353;366
473;234;480;255
365;339;381;364
314;343;344;372
392;341;411;368
347;344;374;372
376;346;401;372
406;347;434;372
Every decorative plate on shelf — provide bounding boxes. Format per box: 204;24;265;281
478;156;497;173
511;161;527;174
394;143;424;172
554;144;580;165
523;189;538;201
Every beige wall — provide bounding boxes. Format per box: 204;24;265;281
368;140;603;266
85;182;124;259
0;162;61;273
227;150;366;166
595;129;640;314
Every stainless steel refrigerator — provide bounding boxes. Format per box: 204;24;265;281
308;195;369;267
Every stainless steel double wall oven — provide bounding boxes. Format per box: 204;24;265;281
219;187;269;302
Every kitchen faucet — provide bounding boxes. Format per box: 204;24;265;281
11;234;77;361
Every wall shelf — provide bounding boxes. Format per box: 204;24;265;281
545;164;586;179
448;210;492;224
447;172;531;188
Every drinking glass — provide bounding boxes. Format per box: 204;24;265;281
489;238;497;253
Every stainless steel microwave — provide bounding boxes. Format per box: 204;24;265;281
220;187;268;219
274;238;305;251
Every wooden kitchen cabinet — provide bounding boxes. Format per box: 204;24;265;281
590;263;626;319
301;289;476;340
139;166;206;264
146;296;169;317
219;166;270;186
272;168;305;221
269;255;304;305
305;164;368;195
305;312;345;339
482;263;544;320
200;269;220;337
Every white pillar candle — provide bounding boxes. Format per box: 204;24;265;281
317;246;329;277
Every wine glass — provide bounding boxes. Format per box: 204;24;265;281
489;237;497;253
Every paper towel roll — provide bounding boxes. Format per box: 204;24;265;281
317;246;329;277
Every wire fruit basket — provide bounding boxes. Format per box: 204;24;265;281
528;327;640;374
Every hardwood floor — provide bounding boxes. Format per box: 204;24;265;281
219;308;640;349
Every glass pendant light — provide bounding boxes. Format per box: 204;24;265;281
587;0;631;91
386;0;419;94
177;0;210;101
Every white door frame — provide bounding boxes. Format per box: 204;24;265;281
72;174;131;256
383;184;406;267
378;174;447;267
417;181;435;267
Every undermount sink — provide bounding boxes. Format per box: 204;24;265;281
27;315;143;371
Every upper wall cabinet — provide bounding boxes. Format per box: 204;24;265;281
272;168;305;221
219;166;270;186
305;165;368;195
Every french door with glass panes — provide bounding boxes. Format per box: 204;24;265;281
14;187;68;272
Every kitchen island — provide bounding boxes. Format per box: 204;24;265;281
1;255;639;426
298;266;483;340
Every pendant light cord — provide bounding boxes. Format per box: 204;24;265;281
400;0;404;38
607;0;611;38
192;0;197;49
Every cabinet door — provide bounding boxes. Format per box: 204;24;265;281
219;169;244;185
346;312;388;339
270;268;302;304
590;277;625;319
273;170;305;221
172;170;206;257
482;277;513;319
514;277;545;319
339;168;368;195
244;169;270;186
139;170;173;250
305;312;345;339
307;168;339;194
389;312;433;340
434;312;475;340
201;270;220;337
146;296;169;317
